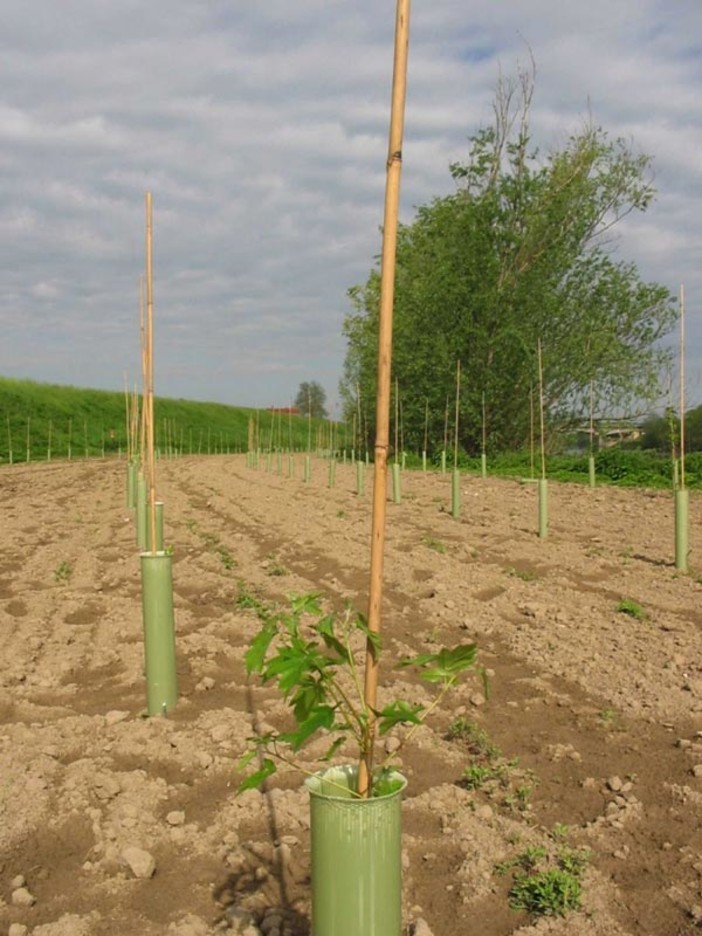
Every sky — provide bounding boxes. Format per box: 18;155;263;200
1;1;701;416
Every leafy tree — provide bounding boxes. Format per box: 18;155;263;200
341;65;676;455
295;381;328;419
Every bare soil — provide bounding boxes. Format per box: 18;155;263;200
1;456;702;935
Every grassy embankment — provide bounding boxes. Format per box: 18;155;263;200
0;376;326;464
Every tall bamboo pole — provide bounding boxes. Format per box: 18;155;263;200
529;384;535;479
680;284;686;491
537;340;548;539
394;377;399;464
675;284;689;571
537;340;546;480
356;383;362;455
453;360;460;468
359;0;410;798
145;193;157;555
124;373;131;464
139;276;147;463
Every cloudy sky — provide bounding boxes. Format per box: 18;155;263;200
1;1;700;415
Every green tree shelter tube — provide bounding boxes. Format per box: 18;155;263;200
588;455;596;488
141;551;178;715
481;452;487;478
356;461;365;496
675;488;689;572
538;478;548;539
451;468;460;519
127;460;138;508
391;462;401;503
306;767;406;936
136;473;147;549
146;501;164;553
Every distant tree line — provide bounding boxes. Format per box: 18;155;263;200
340;64;676;456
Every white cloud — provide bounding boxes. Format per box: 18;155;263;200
0;0;700;409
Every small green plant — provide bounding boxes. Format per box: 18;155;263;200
550;823;570;842
597;707;618;728
336;509;346;519
235;581;269;619
54;561;73;583
556;846;591;877
461;764;498;790
498;831;590;918
216;545;236;571
509;868;582;916
495;845;547;876
238;593;482;798
265;555;288;577
616;598;646;620
422;535;446;554
446;717;500;759
514;784;533;810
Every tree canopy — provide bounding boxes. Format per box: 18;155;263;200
341;67;676;455
295;381;328;419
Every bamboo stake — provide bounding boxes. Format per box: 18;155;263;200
529;384;535;479
139;277;148;463
307;390;312;453
537;340;548;539
356;383;362;455
394;377;399;464
145;193;157;555
453;360;460;468
124;373;131;464
452;360;461;518
675;284;689;571
360;0;410;798
588;381;596;487
481;390;487;478
443;395;449;458
680;284;686;491
537;340;546;480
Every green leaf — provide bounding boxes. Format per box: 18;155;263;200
377;700;424;735
278;705;336;751
402;644;477;684
237;757;276;794
355;614;382;655
244;622;277;674
289;592;323;618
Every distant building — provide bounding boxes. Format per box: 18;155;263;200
601;426;642;447
267;406;300;415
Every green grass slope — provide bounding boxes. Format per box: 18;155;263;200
0;376;328;464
